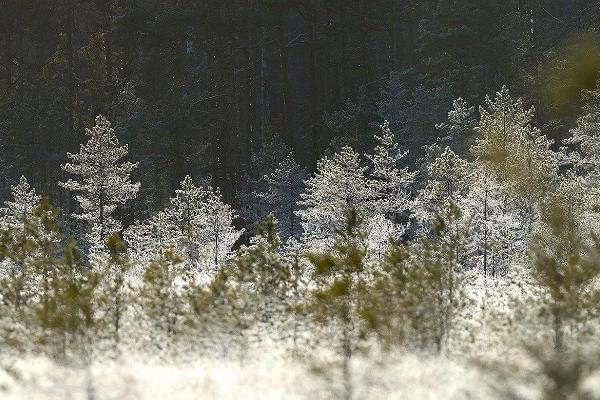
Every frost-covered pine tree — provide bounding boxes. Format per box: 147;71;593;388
466;170;524;276
378;77;452;163
60;115;140;251
297;146;374;250
0;176;42;274
0;176;41;231
413;146;471;225
472;86;558;224
366;121;416;236
167;176;212;271
123;210;177;285
201;185;244;272
530;184;600;352
125;176;242;279
237;132;290;238
564;84;600;233
258;153;307;240
0;177;61;271
435;97;476;154
565;84;600;179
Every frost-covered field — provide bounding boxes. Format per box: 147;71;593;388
0;353;496;400
4;346;600;400
1;265;599;400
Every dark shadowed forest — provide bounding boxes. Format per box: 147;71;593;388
1;1;598;219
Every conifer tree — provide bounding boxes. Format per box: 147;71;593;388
366;121;416;234
201;185;243;274
60;115;140;252
566;83;600;179
472;86;558;233
187;216;301;357
0;186;61;327
530;186;600;352
231;216;291;323
435;97;476;154
362;203;470;352
413;146;471;224
99;233;131;354
165;175;210;273
0;176;46;273
125;176;242;279
466;171;523;276
307;209;368;400
298;146;374;250
139;249;186;351
564;83;600;233
124;210;174;278
0;201;61;327
0;176;41;231
33;238;101;360
258;153;307;240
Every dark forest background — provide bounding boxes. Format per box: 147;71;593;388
0;0;598;232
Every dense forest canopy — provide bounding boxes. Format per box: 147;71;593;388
1;1;598;219
1;1;600;399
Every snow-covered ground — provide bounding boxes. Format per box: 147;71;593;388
0;353;496;400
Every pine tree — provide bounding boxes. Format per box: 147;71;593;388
0;176;41;231
33;237;101;360
0;201;61;321
307;209;368;400
298;146;374;250
125;176;242;279
186;217;290;359
366;121;416;234
124;210;174;279
360;203;471;352
0;177;59;278
258;153;307;240
466;170;524;276
207;216;294;349
60;115;140;252
99;233;132;355
530;187;600;352
472;86;558;231
139;249;186;352
413;146;471;224
566;83;600;179
126;176;203;275
201;185;244;274
435;97;476;154
564;83;600;233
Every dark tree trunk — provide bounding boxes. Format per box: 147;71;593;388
3;22;12;95
64;0;76;138
305;0;318;161
98;0;113;82
276;8;293;149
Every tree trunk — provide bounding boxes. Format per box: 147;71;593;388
553;301;563;353
276;8;293;148
483;187;488;277
3;22;12;95
99;0;113;82
65;0;76;138
342;310;353;400
305;0;318;161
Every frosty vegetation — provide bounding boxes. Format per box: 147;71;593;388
1;84;600;400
